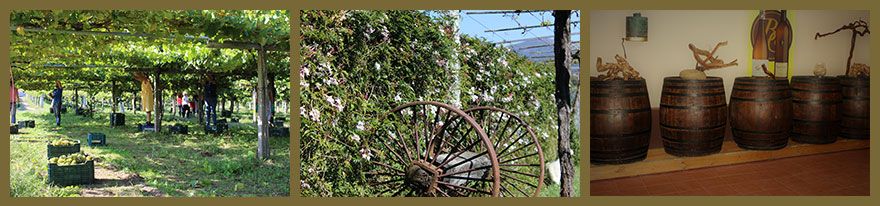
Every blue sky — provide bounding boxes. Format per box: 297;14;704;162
458;10;581;44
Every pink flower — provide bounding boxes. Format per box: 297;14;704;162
325;95;344;111
308;108;320;121
360;148;373;160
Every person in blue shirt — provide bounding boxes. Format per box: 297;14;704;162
48;81;63;126
203;74;219;131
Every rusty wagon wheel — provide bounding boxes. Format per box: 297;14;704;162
366;101;501;197
464;106;545;197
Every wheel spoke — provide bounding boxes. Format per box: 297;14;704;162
497;132;529;159
499;163;542;167
500;152;539;164
372;177;404;186
390;114;415;162
437;139;482;168
411;107;421;161
434;185;451;197
365;171;403;176
377;133;407;164
500;168;539;179
441;175;493;182
439;164;493;178
437;124;474;167
390;186;407;196
501;172;538;188
443;150;488;170
370;160;404;174
438;181;492;195
501;177;532;197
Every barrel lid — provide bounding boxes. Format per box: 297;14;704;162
590;77;646;85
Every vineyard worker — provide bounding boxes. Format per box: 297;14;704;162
10;75;19;123
203;74;219;130
133;72;154;124
181;92;191;118
175;93;183;117
48;81;63;126
190;94;199;121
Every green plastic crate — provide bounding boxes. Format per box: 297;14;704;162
47;160;95;186
47;141;81;159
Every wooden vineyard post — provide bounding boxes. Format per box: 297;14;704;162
154;70;163;132
111;80;118;113
256;47;271;160
553;10;574;197
132;91;138;114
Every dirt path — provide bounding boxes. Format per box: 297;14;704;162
79;165;165;197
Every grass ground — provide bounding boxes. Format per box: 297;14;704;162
10;100;290;197
538;167;581;197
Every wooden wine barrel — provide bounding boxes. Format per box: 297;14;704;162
839;76;869;139
791;76;840;144
659;77;726;156
591;78;651;164
729;77;792;150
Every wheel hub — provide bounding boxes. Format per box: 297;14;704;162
404;160;442;195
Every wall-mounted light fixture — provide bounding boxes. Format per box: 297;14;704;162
622;12;648;58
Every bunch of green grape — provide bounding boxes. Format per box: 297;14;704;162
48;153;94;166
49;138;78;147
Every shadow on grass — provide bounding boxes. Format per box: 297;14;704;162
11;107;290;197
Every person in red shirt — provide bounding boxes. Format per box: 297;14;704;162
176;93;183;117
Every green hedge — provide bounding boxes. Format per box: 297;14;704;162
299;10;578;197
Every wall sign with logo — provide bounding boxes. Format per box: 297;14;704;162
750;10;792;77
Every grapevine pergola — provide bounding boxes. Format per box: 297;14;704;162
9;10;290;160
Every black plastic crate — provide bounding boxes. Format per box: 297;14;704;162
170;124;189;134
18;120;35;128
270;127;290;137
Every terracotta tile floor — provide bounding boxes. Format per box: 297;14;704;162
591;149;870;196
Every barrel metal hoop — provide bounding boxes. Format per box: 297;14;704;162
661;135;724;143
661;91;725;97
792;99;841;105
590;108;651;114
660;123;725;131
730;96;791;102
660;103;726;110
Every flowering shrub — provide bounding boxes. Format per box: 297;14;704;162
300;10;578;197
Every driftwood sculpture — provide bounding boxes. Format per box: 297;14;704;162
815;20;870;77
596;54;641;81
761;64;775;78
850;63;870;77
814;63;827;77
680;41;738;80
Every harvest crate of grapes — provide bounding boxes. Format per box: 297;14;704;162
47;153;95;186
47;139;81;159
